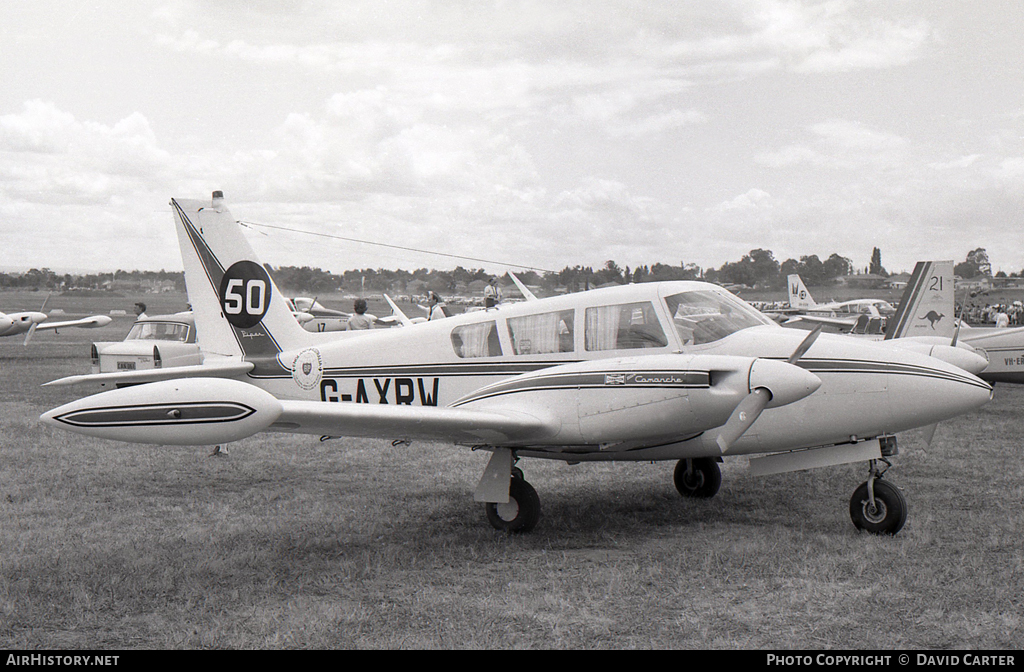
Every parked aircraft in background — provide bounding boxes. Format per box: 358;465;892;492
42;193;994;537
889;261;1024;385
0;307;111;345
773;262;988;376
779;274;896;333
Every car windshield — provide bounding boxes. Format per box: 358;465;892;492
126;321;190;342
664;290;773;345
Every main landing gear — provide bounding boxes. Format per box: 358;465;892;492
477;449;541;534
673;457;722;498
849;458;907;536
484;466;541;533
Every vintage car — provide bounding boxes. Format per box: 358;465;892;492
91;312;202;373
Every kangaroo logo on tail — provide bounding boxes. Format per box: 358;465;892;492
920;311;945;330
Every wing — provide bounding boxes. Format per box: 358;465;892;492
33;315;113;331
507;271;538;301
43;359;255;387
383;294;415;327
40;376;559;446
783;314;860;329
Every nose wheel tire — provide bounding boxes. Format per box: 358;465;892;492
485;476;541;533
673;458;721;499
850;479;907;535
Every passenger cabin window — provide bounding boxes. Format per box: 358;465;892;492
451;321;503;358
663;290;772;345
507;310;575;355
584;301;667;351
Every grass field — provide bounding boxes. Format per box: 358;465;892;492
0;291;1022;649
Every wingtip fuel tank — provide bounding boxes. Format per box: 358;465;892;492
40;377;283;445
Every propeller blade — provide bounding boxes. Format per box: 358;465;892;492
716;387;772;453
23;322;38;346
788;325;822;364
922;423;938;449
951;291;968;347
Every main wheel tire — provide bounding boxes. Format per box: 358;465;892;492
485;477;541;533
850;479;907;535
673;458;722;499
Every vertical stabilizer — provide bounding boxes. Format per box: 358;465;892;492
788;274;816;310
884;261;955;339
171;193;318;369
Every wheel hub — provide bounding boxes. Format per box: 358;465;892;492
495;498;520;522
683;470;705;490
861;499;888;524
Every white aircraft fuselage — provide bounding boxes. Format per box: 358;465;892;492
239;284;990;459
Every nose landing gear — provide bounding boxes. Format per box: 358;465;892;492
850;459;907;535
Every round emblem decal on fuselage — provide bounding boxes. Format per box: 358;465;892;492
292;348;323;391
219;261;273;330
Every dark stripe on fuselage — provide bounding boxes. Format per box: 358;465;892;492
53;401;257;428
247;360;572;380
451;369;711;406
789;357;990;390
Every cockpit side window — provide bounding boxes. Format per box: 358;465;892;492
507;309;575;355
664;290;772;345
451;321;503;358
584;301;668;351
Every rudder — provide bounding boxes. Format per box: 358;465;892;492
171;192;318;366
883;261;954;340
787;274;816;310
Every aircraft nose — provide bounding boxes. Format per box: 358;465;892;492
748;357;822;408
27;312;47;324
899;356;993;427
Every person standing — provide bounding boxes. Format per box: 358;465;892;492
134;302;148;320
345;298;374;330
427;292;448;320
483;277;502;309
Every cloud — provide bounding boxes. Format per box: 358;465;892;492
0;101;172;204
741;0;932;73
711;188;774;212
755;119;910;170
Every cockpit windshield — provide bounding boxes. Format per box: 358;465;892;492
663;290;774;345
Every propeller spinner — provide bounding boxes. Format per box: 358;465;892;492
717;326;821;453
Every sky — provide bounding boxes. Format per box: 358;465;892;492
1;1;1022;277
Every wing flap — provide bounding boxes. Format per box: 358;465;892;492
272;400;558;444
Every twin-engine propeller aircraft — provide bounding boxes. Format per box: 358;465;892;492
0;307;111;345
41;193;994;536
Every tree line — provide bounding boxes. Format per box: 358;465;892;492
0;247;1007;295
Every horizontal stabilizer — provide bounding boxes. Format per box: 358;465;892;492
43;360;255;387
